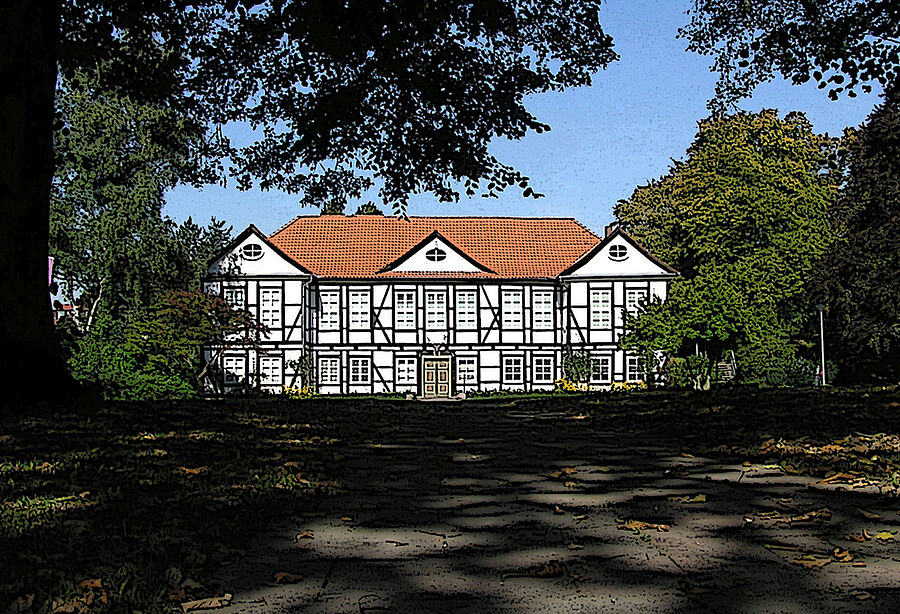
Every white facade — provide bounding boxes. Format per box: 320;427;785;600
202;220;676;396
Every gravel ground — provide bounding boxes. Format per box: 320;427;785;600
207;400;900;613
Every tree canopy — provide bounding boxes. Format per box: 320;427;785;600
616;110;841;383
810;84;900;382
681;0;900;108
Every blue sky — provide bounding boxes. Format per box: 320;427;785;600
164;0;882;237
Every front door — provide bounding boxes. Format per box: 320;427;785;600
422;356;452;398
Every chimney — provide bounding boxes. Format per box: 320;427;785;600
604;222;619;237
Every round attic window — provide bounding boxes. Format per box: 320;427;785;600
426;247;447;262
241;243;263;260
608;244;628;261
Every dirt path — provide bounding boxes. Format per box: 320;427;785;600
209;402;900;613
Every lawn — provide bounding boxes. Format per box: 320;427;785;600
2;387;899;612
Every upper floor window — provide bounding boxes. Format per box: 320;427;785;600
425;291;446;329
625;288;648;316
590;289;612;328
394;290;416;330
532;290;553;330
349;290;371;329
501;289;523;329
608;244;628;261
223;287;245;310
456;290;477;330
319;291;339;330
260;288;282;328
241;243;263;260
426;247;447;262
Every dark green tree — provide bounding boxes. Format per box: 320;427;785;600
681;0;900;108
354;202;385;216
810;85;900;383
616;110;841;383
2;1;619;402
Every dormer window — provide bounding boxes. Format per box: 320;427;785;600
608;244;628;261
425;247;447;262
241;243;263;260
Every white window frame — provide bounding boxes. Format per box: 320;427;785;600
590;288;612;329
591;354;612;384
349;289;371;330
502;356;524;385
533;355;554;383
318;357;340;385
455;290;477;330
395;357;417;385
625;288;648;316
394;290;416;331
223;286;246;310
349;357;371;385
457;356;478;386
626;355;644;382
501;289;523;329
532;289;554;330
425;291;447;330
259;355;283;386
223;355;246;385
319;290;340;331
260;287;282;329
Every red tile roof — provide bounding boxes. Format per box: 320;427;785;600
268;216;602;279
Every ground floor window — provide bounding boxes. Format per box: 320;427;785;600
626;355;644;382
259;355;282;386
319;357;340;384
503;356;524;385
591;355;612;383
223;355;246;385
533;356;554;383
396;357;417;385
457;357;477;387
350;357;371;384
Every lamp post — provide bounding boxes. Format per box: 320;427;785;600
815;303;826;386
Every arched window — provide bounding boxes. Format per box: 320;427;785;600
241;243;263;260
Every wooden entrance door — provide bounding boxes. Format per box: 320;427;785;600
422;357;452;398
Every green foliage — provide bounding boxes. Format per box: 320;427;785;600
680;0;899;108
320;201;346;215
665;355;712;390
354;201;385;216
69;291;265;400
562;349;592;384
810;85;900;384
617;110;841;383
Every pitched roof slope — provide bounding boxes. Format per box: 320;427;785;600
268;216;602;279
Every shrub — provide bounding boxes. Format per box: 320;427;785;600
282;385;316;400
609;381;648;392
665;355;712;390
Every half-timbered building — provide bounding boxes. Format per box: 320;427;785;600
202;215;677;397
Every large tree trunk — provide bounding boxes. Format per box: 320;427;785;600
0;1;83;409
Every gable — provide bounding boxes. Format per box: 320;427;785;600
208;225;311;277
562;230;677;278
380;231;492;274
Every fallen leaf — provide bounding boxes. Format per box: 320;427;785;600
273;572;303;584
572;514;588;522
553;506;565;515
832;547;854;563
845;529;872;542
874;531;895;541
550;467;578;480
668;493;707;504
78;579;102;590
567;543;584;550
570;414;589;420
177;466;209;477
618;520;670;532
680;453;695;458
340;516;353;522
563;481;579;489
818;472;860;485
790;555;831;569
856;508;881;520
296;530;314;540
181;594;233;612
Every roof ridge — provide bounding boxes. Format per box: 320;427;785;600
269;214;304;238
